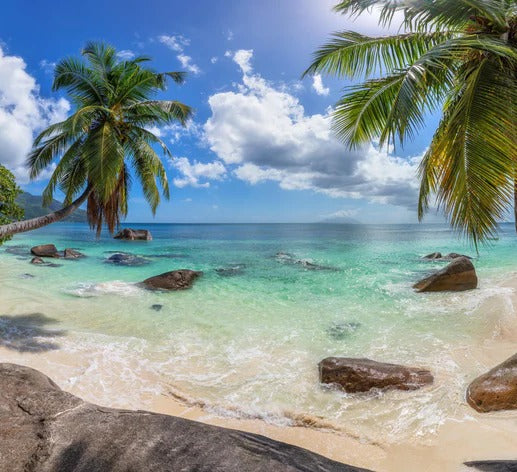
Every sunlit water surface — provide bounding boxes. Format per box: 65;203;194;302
1;223;516;442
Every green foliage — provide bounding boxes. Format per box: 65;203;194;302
0;166;24;243
28;41;193;236
306;0;517;247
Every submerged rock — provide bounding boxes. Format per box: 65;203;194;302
142;270;202;290
64;248;85;259
0;363;368;472
319;357;433;393
114;228;152;241
326;322;361;340
151;304;163;312
275;252;338;271
422;252;442;260
215;265;246;277
105;253;150;267
31;244;60;258
444;252;472;260
31;257;45;265
413;257;477;292
19;273;35;279
466;353;517;413
5;245;30;257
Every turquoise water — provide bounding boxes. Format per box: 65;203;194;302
1;223;516;441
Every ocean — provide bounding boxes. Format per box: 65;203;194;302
1;222;516;443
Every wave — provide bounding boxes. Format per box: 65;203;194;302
64;280;143;298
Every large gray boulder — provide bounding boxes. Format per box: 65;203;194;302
466;353;517;413
31;244;60;258
465;461;517;471
114;228;152;241
319;357;433;393
142;269;202;290
413;256;478;292
0;363;368;472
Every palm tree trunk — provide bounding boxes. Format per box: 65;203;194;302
0;187;92;239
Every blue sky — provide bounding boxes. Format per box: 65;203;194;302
0;0;442;223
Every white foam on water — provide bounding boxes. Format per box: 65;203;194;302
64;281;143;298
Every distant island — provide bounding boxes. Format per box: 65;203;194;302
16;192;87;222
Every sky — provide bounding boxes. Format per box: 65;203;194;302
0;0;443;224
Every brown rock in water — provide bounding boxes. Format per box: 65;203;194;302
142;270;202;290
319;357;433;393
422;252;442;260
31;244;60;258
466;353;517;413
64;248;85;259
413;256;477;292
114;228;152;241
30;257;45;264
0;363;367;472
444;252;472;260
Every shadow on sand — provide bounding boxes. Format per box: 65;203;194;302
0;313;65;352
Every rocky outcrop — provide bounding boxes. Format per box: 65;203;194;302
31;256;45;264
142;270;202;290
421;252;472;261
319;357;433;393
413;256;477;292
0;363;367;472
64;248;85;259
114;228;152;241
466;353;517;413
465;461;517;471
31;244;60;258
105;253;150;267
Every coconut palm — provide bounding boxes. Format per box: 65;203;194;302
305;0;517;246
0;41;192;238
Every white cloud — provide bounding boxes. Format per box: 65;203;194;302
158;34;190;52
39;59;56;75
177;54;201;75
158;34;200;75
312;74;329;96
228;49;253;74
116;49;135;60
323;209;358;219
171;157;226;188
203;50;422;208
226;30;234;41
0;47;70;183
210;56;218;64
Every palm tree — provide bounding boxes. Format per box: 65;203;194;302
305;0;517;246
0;41;192;238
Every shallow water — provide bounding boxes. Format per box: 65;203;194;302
1;222;516;442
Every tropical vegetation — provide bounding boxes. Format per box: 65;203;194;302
0;41;192;239
305;0;517;246
0;165;24;244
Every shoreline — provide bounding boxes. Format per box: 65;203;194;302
0;315;516;471
1;247;517;471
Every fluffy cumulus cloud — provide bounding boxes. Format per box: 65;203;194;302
311;74;329;96
0;47;70;183
202;50;422;208
158;34;201;75
170;157;226;188
116;49;135;60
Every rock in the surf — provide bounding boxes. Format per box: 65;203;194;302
464;460;517;471
466;353;517;413
142;270;202;290
31;244;60;258
0;363;369;472
422;252;442;260
113;228;152;241
318;357;433;393
444;252;472;260
30;257;45;265
413;256;477;292
105;253;150;266
64;248;85;259
151;304;163;312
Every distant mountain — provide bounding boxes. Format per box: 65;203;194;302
16;192;87;222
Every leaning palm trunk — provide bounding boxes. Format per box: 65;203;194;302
0;187;91;239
